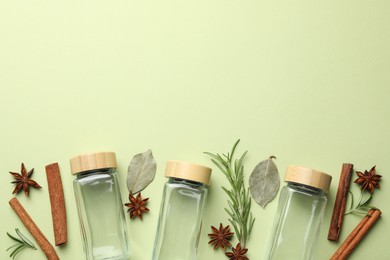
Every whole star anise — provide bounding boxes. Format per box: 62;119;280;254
124;192;149;220
354;165;382;194
9;163;42;197
225;243;249;260
208;223;235;251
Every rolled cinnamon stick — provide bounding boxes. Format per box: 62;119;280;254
330;209;382;260
45;162;67;246
9;197;59;260
328;163;354;241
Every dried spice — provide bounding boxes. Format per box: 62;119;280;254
345;165;382;215
9;198;59;260
225;243;249;260
328;163;354;242
10;163;42;197
127;149;157;194
249;156;280;208
331;209;382;259
124;192;150;220
45;163;67;246
208;223;234;251
354;165;382;194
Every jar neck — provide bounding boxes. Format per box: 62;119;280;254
168;177;205;188
76;168;115;179
287;182;325;195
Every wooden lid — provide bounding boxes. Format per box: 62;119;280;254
70;152;117;175
165;160;212;185
285;165;332;192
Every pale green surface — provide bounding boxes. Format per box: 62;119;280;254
0;1;389;259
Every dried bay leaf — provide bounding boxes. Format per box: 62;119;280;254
249;156;280;208
127;149;157;194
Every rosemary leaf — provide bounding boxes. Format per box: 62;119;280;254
15;228;36;249
6;244;20;252
222;187;237;205
10;245;25;258
6;233;24;244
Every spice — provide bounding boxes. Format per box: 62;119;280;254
9;163;42;197
354;165;382;193
9;197;59;260
345;165;382;215
225;243;249;260
124;192;149;220
330;209;382;260
328;163;354;241
45;163;67;246
249;156;280;208
208;223;234;251
127;149;157;194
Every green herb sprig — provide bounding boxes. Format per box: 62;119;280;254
205;139;255;247
6;228;37;259
345;190;378;215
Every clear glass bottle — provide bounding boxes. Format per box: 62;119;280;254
70;152;130;260
152;160;212;260
264;165;332;260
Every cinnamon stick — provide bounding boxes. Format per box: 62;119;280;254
46;162;67;246
9;197;59;260
328;163;354;241
330;209;382;260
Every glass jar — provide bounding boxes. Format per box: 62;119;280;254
264;165;332;260
70;152;130;260
152;160;212;260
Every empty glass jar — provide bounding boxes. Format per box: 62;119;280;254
71;152;130;260
152;160;212;260
264;165;332;260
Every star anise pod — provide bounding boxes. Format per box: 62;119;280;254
9;163;42;197
124;192;149;220
225;243;249;260
354;165;382;194
208;223;235;251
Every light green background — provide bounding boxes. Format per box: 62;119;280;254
1;1;389;259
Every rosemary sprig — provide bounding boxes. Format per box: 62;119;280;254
205;139;255;248
6;228;37;259
345;190;378;216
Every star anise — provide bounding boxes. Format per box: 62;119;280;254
225;243;249;260
9;163;42;197
124;192;149;220
208;223;235;251
354;165;382;194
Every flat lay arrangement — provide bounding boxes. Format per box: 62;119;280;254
3;141;385;259
1;1;389;260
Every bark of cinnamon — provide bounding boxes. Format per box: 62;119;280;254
9;197;59;260
46;162;67;246
328;163;354;241
330;209;381;260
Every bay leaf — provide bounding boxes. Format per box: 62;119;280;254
127;149;157;194
249;156;280;208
